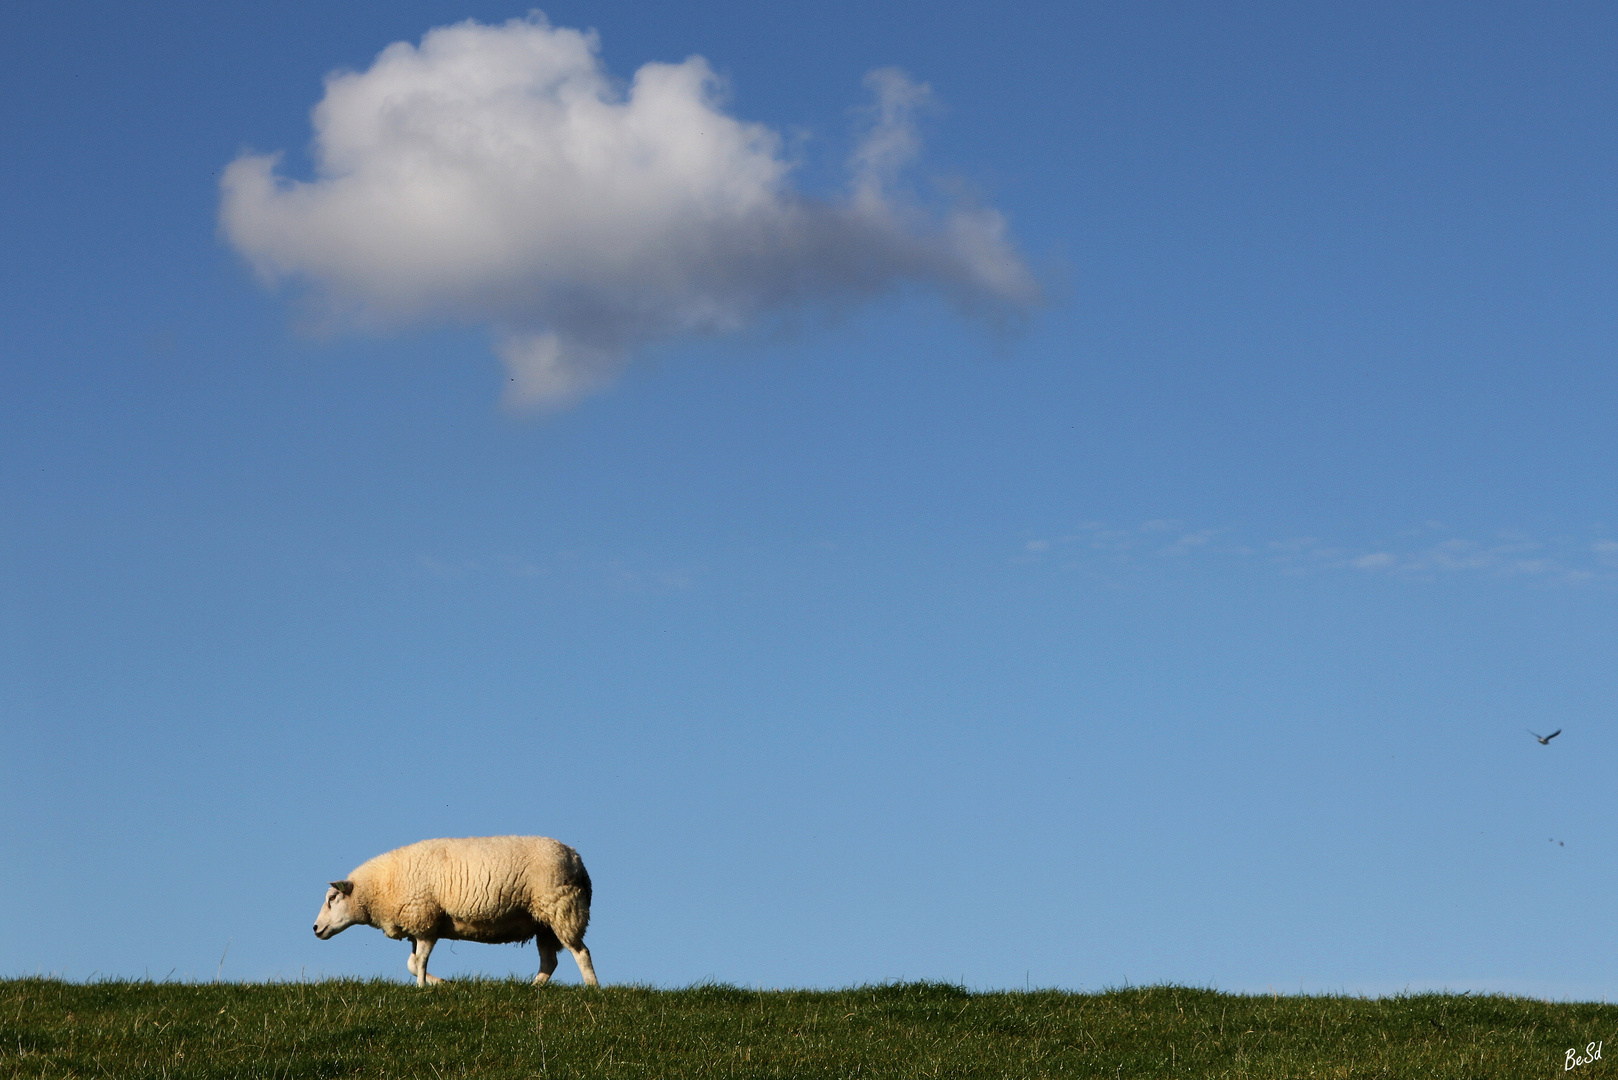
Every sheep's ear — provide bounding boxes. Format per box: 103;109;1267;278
330;880;354;896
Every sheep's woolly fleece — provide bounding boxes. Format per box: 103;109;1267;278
346;835;592;946
219;13;1039;409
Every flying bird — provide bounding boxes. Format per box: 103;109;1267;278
1529;729;1562;745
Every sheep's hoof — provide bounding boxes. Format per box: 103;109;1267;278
532;973;551;986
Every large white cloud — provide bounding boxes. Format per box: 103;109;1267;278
220;14;1039;409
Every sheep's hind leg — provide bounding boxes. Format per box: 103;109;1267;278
559;933;599;987
532;939;559;986
408;937;444;987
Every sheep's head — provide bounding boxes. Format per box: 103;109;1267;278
313;880;363;939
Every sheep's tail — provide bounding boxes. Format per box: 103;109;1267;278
545;884;591;944
532;840;592;944
576;862;593;911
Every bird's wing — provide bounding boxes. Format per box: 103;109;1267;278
1548;729;1562;741
1528;730;1544;740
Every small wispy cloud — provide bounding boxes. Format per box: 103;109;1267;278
220;14;1038;410
1271;528;1599;582
1019;520;1618;586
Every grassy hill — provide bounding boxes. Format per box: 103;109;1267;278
1;977;1609;1078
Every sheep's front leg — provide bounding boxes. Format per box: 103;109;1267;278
407;937;444;987
532;942;559;986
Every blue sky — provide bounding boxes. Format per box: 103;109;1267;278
4;0;1618;996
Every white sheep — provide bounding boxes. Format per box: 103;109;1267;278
313;835;599;987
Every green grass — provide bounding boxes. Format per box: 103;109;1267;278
1;978;1610;1078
